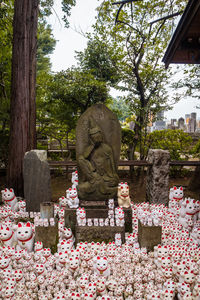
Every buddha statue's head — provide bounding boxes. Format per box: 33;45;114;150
89;117;103;145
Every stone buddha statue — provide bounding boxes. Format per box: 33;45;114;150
77;116;119;201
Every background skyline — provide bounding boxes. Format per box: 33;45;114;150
48;0;199;121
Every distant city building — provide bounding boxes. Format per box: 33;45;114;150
152;110;166;131
188;118;196;133
178;117;185;130
186;112;197;133
185;114;190;124
150;112;198;132
196;120;200;132
171;119;177;126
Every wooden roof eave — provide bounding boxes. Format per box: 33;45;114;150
162;0;200;68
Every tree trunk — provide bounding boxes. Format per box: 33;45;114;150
7;0;39;196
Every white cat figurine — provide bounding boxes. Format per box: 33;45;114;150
1;188;19;211
16;222;34;252
0;224;16;247
67;188;79;208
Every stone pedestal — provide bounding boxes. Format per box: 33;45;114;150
123;208;132;233
146;149;170;205
65;207;132;235
64;208;109;235
40;202;54;219
80;200;107;209
35;223;58;253
75;225;125;244
138;220;161;252
64;208;77;235
24;150;51;212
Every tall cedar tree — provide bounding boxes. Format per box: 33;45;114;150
7;0;39;195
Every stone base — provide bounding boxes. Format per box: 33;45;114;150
75;225;125;244
123;208;132;233
80;200;107;209
64;208;77;235
64;208;109;235
64;207;132;234
138;220;161;252
35;223;58;253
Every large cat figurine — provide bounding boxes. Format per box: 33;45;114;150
1;188;19;211
16;222;34;252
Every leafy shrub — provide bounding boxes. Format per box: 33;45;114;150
192;138;200;158
144;129;192;160
121;128;135;159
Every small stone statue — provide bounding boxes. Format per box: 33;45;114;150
77;116;119;201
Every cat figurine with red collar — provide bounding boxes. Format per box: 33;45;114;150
117;182;131;208
67;188;79;208
0;224;16;247
0;255;12;277
59;196;68;209
93;256;110;277
1;188;19;211
34;241;43;255
76;208;86;226
169;186;183;204
16;222;34;252
59;227;75;244
2;285;16;299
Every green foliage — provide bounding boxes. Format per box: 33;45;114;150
192;139;200;158
49;68;109;114
122;128;135;145
37;21;56;72
173;65;200;102
144;129;193;160
36;67;109;154
121;128;135;159
108;97;131;122
39;0;76;28
61;0;76;28
76;35;122;85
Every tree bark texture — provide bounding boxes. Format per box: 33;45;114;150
7;0;39;196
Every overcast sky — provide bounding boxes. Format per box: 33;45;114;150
48;0;199;121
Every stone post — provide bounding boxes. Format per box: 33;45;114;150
40;202;54;219
24;150;51;212
146;149;170;205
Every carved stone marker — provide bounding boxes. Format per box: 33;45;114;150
138;220;162;252
76;104;121;201
35;223;58;252
24;150;51;212
146;149;170;205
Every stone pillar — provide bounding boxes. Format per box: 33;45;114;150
146;149;170;205
35;223;58;252
24;150;51;212
40;202;54;219
138;220;161;252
